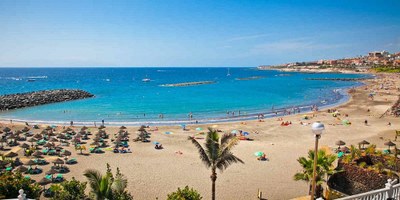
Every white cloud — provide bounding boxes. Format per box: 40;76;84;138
250;38;348;55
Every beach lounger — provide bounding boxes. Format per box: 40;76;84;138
54;174;64;182
66;158;77;164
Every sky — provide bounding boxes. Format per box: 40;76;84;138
0;0;400;67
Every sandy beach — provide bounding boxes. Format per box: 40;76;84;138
1;73;400;200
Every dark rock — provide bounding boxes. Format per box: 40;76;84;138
0;89;94;111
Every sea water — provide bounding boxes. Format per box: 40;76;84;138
0;67;369;125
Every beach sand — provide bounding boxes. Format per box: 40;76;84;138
1;73;400;200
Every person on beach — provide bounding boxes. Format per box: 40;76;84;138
364;120;368;126
70;121;73;126
102;119;104;125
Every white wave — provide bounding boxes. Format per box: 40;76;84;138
26;76;48;79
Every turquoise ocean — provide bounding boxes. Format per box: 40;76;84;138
0;67;370;125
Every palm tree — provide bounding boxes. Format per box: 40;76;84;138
294;149;338;199
188;128;244;200
83;164;131;200
83;168;113;200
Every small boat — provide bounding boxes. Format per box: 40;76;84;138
142;78;151;82
27;79;36;82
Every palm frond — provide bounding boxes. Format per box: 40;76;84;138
215;152;244;171
83;169;102;192
112;174;128;194
188;136;211;168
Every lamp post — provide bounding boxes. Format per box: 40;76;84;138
310;122;325;200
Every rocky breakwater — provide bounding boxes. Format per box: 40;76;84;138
0;89;94;111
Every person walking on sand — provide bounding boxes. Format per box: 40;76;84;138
364;120;368;126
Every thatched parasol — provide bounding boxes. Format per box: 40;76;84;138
45;126;53;131
43;143;54;148
55;146;63;151
33;134;43;139
81;126;88;131
20;143;30;149
98;125;106;129
27;137;37;143
0;137;7;144
90;141;100;146
66;127;73;132
335;140;346;148
52;158;65;165
25;160;36;166
384;141;396;151
3;127;11;133
5;151;18;158
49;138;59;142
38;177;52;186
22;127;30;132
46;168;58;175
62;150;71;156
358;140;370;149
13;165;28;173
15;130;23;135
120;126;127;129
32;151;43;157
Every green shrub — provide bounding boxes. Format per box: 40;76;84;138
0;172;42;199
167;186;202;200
50;177;87;200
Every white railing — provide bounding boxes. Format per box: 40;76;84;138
337;179;400;200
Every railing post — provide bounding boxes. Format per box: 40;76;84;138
18;189;26;200
385;179;395;200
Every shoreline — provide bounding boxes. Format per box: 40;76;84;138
0;83;359;126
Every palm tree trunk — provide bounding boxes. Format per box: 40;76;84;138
210;168;217;200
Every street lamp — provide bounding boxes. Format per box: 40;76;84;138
310;122;325;200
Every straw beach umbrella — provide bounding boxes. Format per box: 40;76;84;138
25;160;36;166
384;141;396;151
14;165;28;173
5;151;18;158
22;127;30;132
32;151;43;158
53;158;65;165
46;168;57;175
3;127;11;133
38;177;52;188
28;138;37;145
358;140;370;149
120;126;127;129
62;150;71;156
335;140;346;148
20;143;30;149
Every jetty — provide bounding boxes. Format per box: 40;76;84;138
0;89;94;111
305;77;372;81
159;81;216;87
235;76;265;81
